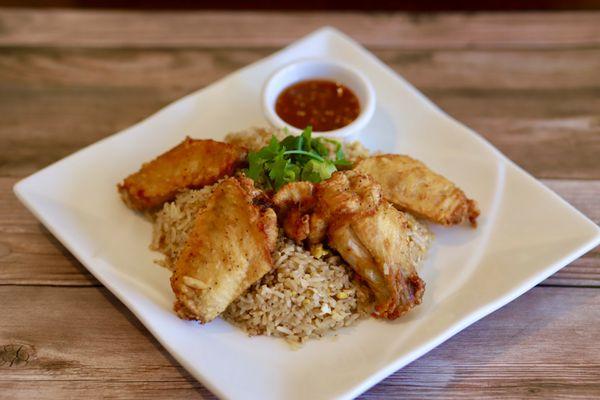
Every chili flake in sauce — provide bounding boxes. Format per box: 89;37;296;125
275;79;360;132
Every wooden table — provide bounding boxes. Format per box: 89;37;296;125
1;9;599;399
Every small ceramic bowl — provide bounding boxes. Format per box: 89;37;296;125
262;58;375;139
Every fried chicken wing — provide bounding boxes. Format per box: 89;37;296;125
314;170;381;220
273;170;429;319
272;171;381;244
272;181;315;214
310;170;382;244
272;181;316;243
355;154;479;226
328;202;430;319
170;177;277;323
118;138;247;211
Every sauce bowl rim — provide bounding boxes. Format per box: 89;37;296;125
261;58;376;139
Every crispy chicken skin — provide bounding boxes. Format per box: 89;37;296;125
274;171;427;319
355;154;479;226
272;181;316;243
273;171;381;244
329;203;426;319
118;138;247;211
170;177;277;323
272;181;315;215
312;170;382;243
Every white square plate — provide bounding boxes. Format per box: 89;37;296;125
14;28;600;400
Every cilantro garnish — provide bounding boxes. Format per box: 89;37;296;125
246;126;351;190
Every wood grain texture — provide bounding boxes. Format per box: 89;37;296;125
1;10;600;49
1;47;599;178
0;9;599;400
0;286;598;399
3;47;600;90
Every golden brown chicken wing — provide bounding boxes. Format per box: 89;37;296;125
118;138;247;211
272;171;381;244
272;181;316;243
273;170;430;319
328;202;431;319
272;181;315;215
355;154;479;226
170;177;277;323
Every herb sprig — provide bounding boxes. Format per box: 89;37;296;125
246;126;351;190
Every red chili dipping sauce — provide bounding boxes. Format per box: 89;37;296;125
275;79;360;132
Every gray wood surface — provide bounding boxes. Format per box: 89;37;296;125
0;9;598;399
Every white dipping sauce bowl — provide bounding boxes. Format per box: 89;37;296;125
262;58;375;140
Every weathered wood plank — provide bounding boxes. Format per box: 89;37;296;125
1;177;597;287
0;286;598;399
0;10;600;50
0;286;195;382
0;49;600;179
1;382;213;400
2;47;600;91
0;86;174;177
543;255;600;287
1;46;599;178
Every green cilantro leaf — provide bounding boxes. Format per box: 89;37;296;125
268;150;300;189
280;135;300;152
245;127;351;190
301;159;337;183
301;126;313;151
